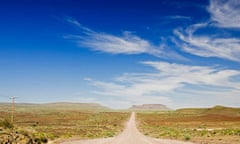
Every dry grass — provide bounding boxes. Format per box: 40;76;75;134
0;106;130;142
137;106;240;144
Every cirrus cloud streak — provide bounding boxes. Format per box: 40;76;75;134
85;61;240;108
64;18;183;60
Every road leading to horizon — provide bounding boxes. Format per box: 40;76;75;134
61;112;194;144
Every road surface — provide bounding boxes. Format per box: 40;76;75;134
61;112;194;144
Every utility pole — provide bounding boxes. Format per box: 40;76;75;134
10;96;16;123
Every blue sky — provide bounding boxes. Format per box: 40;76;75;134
0;0;240;109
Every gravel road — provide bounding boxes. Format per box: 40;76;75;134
61;112;194;144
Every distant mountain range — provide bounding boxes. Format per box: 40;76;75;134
129;104;171;111
0;102;111;112
1;102;239;113
0;102;172;112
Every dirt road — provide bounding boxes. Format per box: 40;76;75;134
61;112;194;144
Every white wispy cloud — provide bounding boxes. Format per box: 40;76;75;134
85;61;240;108
174;24;240;62
165;15;191;20
66;17;81;27
78;31;162;55
65;17;94;33
142;61;240;89
65;18;183;59
208;0;240;28
173;0;240;62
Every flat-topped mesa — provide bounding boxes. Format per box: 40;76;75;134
129;104;171;111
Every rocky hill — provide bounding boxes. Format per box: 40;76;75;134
129;104;171;111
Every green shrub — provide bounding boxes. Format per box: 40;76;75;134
233;129;240;136
0;118;14;129
87;133;94;138
184;134;191;141
106;131;114;137
40;137;48;143
33;132;49;143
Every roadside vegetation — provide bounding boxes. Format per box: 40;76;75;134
0;103;130;143
137;106;240;144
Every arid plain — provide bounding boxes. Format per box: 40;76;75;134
1;103;240;144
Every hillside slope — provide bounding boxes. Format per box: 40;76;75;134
0;102;111;112
176;105;240;116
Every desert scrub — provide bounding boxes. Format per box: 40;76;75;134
184;134;191;141
0;118;14;129
106;131;115;137
1;111;129;140
137;111;240;144
0;129;49;144
32;132;49;143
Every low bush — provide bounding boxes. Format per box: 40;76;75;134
0;118;14;129
184;134;191;141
